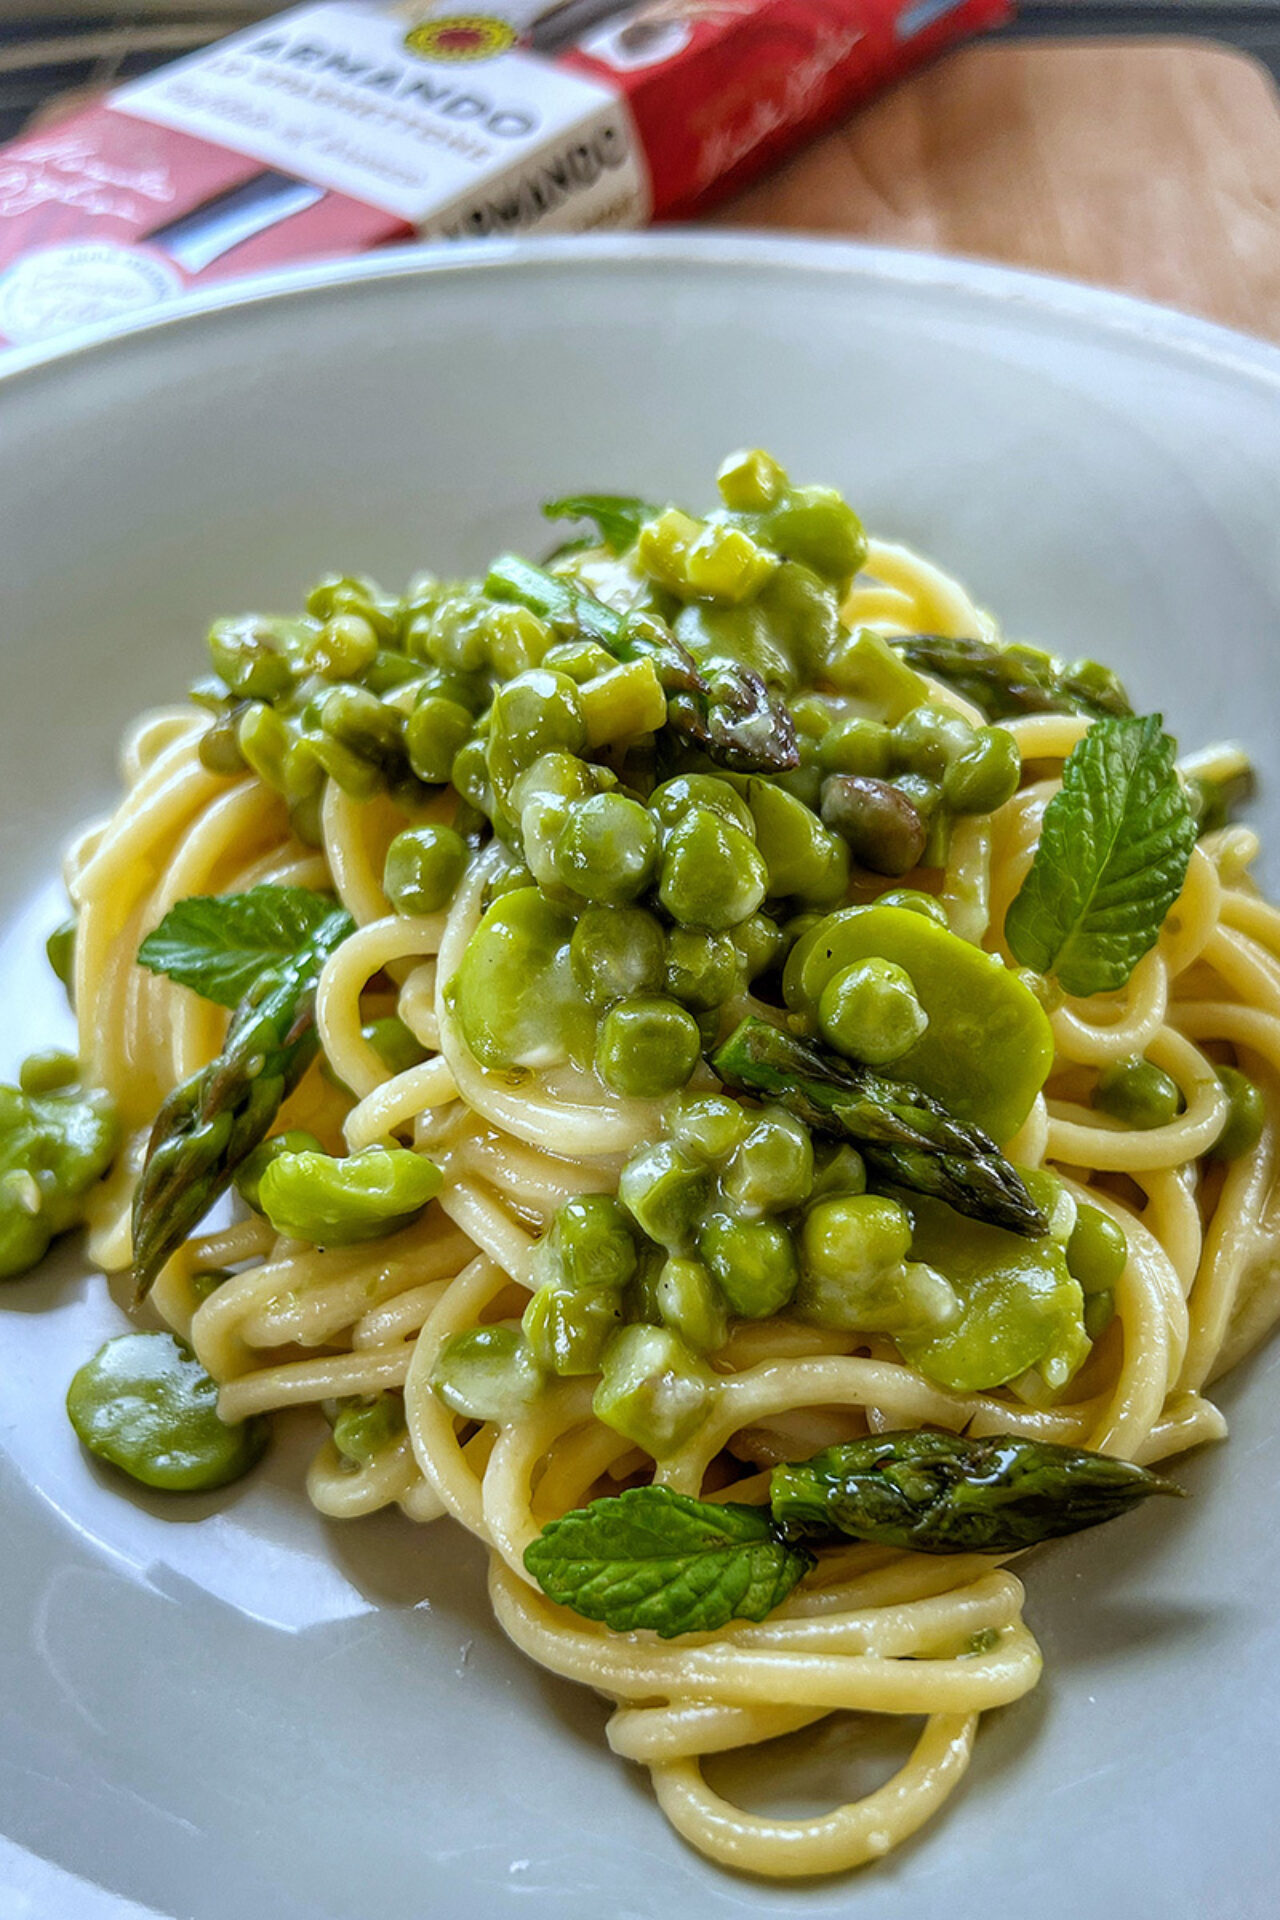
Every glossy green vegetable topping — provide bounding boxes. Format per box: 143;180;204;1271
450;887;593;1072
66;1332;268;1491
786;904;1054;1144
1092;1056;1183;1130
431;1326;544;1423
0;1082;118;1280
333;1391;405;1468
1208;1065;1266;1161
894;1194;1090;1394
593;1324;716;1456
258;1145;441;1245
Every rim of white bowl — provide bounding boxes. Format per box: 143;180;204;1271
1;231;1279;399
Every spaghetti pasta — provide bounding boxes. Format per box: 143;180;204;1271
30;462;1280;1881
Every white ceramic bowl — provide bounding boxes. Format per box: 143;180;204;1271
1;235;1278;1920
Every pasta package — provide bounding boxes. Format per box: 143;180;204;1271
0;0;1009;349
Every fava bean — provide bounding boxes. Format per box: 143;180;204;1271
258;1145;441;1245
66;1331;268;1491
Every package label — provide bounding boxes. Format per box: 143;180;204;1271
114;2;650;231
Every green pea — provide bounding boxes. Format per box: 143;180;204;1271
890;705;974;779
668;1094;750;1166
541;638;615;683
721;1109;814;1218
875;888;948;927
891;772;943;822
569;905;666;1008
207;615;296;703
306;573;400;643
658;806;768;931
791;694;834;741
364;650;422;696
1208;1065;1266;1161
523;1281;625;1375
648;774;755;835
596;995;702;1099
1083;1289;1117;1341
732;912;786;984
418;665;489;714
1092;1057;1183;1130
700;1213;799;1319
745;778;850;907
0;1084;118;1279
258;1145;441;1246
66;1331;268;1491
818;957;929;1067
774;763;825;812
451;736;491;811
487;669;586;792
943;726;1022;814
808;1142;867;1201
198;712;247;775
619;1140;711;1250
384;824;468;915
18;1050;79;1096
818;715;893;778
237;702;291;792
232;1129;324;1214
485;604;551;678
406;695;473;785
820;775;927;877
305;614;380;682
665;926;739;1011
1065;1202;1128;1293
431;1326;543;1423
332;1391;405;1468
653;1256;728;1353
800;1194;912;1287
319;683;405;771
46;918;76;995
302;727;382;801
362;1016;427;1075
554;792;659;905
592;1324;716;1457
550;1194;637;1292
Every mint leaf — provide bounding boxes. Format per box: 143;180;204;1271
523;1485;813;1638
138;886;351;1008
543;494;661;556
1004;714;1196;997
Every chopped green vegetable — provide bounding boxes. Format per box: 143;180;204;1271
524;1484;814;1638
1004;715;1197;997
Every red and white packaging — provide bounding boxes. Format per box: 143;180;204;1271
0;0;1009;349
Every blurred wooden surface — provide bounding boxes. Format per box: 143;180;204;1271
712;39;1280;343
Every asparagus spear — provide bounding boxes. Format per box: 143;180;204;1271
130;906;352;1297
769;1430;1180;1553
711;1017;1047;1238
485;555;798;774
886;633;1132;723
